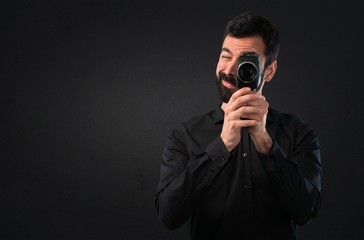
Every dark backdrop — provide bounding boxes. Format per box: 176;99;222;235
1;0;363;239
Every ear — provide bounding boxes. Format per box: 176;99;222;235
263;61;278;83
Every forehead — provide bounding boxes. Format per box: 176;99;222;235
221;35;266;57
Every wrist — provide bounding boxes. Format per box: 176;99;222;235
220;135;235;153
250;130;273;154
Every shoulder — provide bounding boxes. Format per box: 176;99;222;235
182;109;218;127
167;108;219;141
268;107;310;129
268;107;319;147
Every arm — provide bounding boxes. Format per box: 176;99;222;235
221;87;321;225
259;121;322;225
155;126;230;230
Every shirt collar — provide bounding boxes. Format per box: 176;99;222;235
213;104;224;124
214;104;274;124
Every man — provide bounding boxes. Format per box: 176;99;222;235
155;12;321;240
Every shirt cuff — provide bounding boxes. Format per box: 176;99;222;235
257;140;287;172
206;136;231;168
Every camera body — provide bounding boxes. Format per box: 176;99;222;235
236;54;262;91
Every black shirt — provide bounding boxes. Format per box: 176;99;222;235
155;106;321;240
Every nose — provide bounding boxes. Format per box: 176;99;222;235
224;59;238;78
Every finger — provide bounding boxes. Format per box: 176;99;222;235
230;93;268;111
230;119;260;128
228;87;252;105
240;112;265;121
237;106;267;116
228;106;265;122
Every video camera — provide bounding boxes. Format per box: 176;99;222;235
236;54;263;91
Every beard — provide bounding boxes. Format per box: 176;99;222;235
216;72;238;103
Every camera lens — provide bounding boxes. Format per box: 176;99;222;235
238;62;257;82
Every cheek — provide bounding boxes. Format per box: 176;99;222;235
216;61;224;75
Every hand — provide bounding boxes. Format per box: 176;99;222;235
220;87;272;153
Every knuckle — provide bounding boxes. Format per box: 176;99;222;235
249;94;256;101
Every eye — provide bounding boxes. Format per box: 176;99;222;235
221;55;231;60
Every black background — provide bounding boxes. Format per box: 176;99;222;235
1;0;364;239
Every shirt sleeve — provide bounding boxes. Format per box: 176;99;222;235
155;127;230;230
258;123;322;226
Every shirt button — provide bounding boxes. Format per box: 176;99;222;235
243;185;250;190
222;155;226;161
242;152;248;158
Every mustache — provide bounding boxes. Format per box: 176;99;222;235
218;72;236;85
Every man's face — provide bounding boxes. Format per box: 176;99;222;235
216;35;268;102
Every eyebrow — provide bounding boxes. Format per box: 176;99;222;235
221;47;232;54
221;48;258;56
243;51;258;55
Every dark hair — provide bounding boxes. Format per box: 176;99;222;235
223;12;280;68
